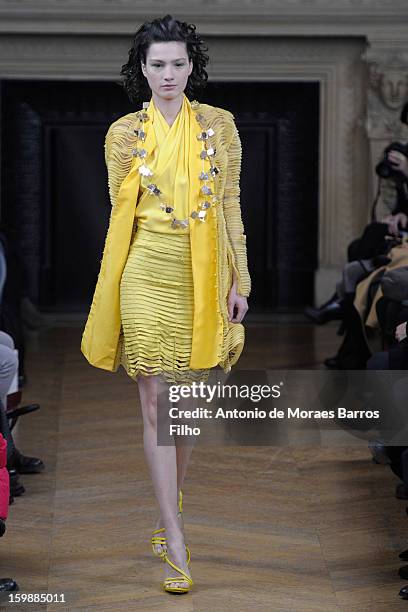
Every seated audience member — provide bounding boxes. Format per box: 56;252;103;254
0;227;27;386
0;224;44;485
366;317;408;602
0;432;18;593
0;225;48;388
367;319;408;370
305;103;408;327
0;331;44;501
313;152;408;369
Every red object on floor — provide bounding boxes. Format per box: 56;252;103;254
0;435;9;519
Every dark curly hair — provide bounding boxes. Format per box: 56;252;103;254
120;14;209;104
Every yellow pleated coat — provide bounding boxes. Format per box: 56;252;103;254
80;100;251;374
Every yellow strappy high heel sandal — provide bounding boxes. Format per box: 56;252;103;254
151;527;167;559
151;490;191;563
162;553;193;594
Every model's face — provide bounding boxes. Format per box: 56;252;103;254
141;41;193;101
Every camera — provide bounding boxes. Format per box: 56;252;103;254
376;142;408;179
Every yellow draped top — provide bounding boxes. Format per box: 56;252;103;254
136;96;191;233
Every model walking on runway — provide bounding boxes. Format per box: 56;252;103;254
81;14;250;594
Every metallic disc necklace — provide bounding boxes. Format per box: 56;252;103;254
132;100;220;229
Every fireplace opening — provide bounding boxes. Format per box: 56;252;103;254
1;80;319;313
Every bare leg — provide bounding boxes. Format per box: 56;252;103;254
176;443;194;491
154;395;196;547
174;434;195;551
137;374;190;589
175;392;197;490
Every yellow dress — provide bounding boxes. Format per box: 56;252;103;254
80;96;251;380
119;97;209;384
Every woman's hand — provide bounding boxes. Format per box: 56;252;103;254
388;150;408;178
395;322;408;342
228;278;248;323
381;212;408;236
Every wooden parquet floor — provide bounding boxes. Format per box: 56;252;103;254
2;321;408;611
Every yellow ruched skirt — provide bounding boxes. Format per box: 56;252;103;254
119;226;210;385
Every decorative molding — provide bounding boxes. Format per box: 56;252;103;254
0;1;407;36
2;0;406;6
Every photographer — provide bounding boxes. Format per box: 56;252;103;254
374;142;408;238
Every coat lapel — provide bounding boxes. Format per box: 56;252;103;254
80;114;153;369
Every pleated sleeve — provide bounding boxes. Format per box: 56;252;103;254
104;115;135;208
222;114;251;297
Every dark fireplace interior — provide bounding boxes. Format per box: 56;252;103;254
0;80;319;313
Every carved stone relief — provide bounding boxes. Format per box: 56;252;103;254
365;52;408;136
363;50;408;216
